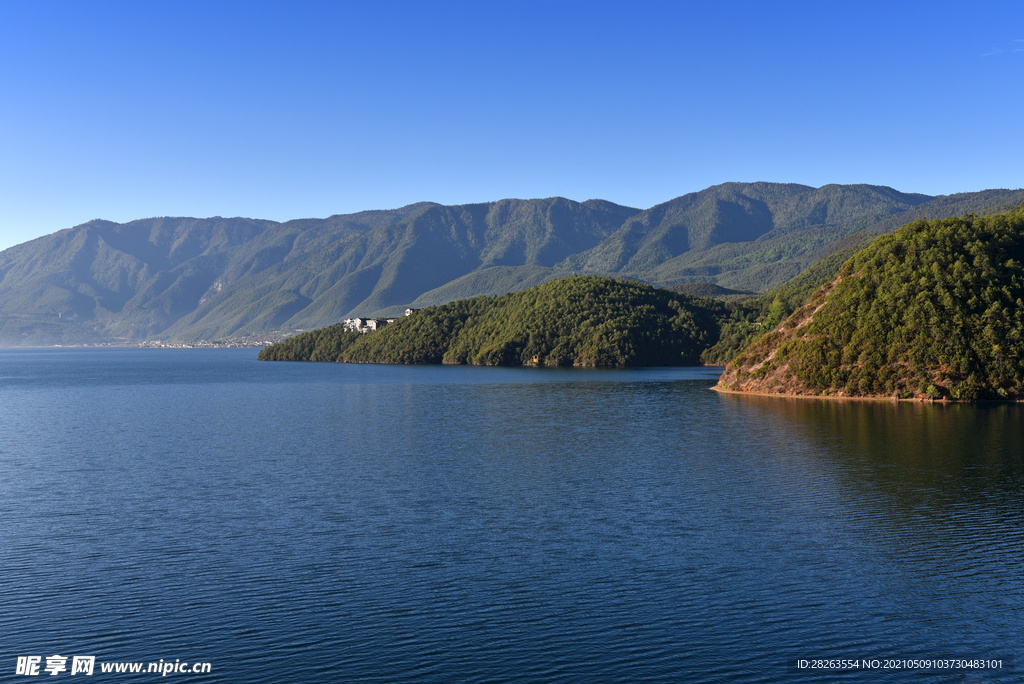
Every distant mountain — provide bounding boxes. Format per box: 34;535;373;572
1;183;1022;345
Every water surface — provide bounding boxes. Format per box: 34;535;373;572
1;349;1020;682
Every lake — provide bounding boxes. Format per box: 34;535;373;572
1;348;1020;682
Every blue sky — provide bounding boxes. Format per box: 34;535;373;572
1;1;1021;251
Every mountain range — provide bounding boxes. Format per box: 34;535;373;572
2;182;1022;345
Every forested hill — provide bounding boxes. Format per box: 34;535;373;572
716;207;1024;400
3;183;1023;345
258;276;732;367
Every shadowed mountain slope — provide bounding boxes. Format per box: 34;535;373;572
561;183;936;284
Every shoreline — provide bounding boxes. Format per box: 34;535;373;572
710;386;1024;404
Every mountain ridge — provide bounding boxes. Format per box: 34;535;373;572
2;183;1023;345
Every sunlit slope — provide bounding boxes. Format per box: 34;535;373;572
717;207;1024;400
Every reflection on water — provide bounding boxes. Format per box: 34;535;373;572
716;393;1024;507
712;393;1024;677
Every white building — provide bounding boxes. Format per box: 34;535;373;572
343;317;390;333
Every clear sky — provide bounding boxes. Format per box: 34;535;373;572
1;1;1022;251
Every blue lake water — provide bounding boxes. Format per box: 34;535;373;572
1;348;1021;682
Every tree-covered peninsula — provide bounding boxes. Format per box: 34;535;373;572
259;276;732;367
716;207;1024;400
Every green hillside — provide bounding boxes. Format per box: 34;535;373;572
395;265;583;314
259;276;731;367
716;207;1024;400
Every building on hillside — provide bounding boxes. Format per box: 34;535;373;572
343;317;390;333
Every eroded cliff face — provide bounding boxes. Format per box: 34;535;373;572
715;272;1008;402
715;277;842;397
